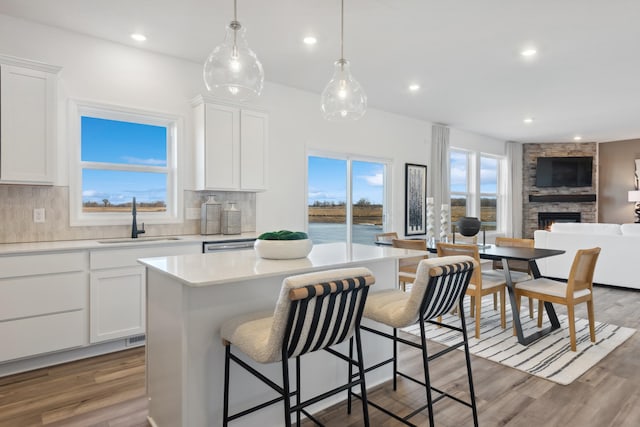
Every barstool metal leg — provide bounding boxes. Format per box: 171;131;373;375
393;328;398;391
296;356;301;426
223;345;231;427
459;299;479;426
281;356;292;427
418;317;436;427
355;329;371;427
347;338;353;414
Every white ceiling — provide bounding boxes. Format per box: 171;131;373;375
2;0;640;143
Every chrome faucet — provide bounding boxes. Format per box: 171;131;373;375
131;197;145;238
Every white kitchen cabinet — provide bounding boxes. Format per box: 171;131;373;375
193;97;268;191
89;243;200;343
0;55;61;184
0;251;88;363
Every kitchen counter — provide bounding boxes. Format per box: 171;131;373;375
0;232;258;255
141;242;421;427
139;241;420;287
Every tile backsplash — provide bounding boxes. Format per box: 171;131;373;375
0;185;256;244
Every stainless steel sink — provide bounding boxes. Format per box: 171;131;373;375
98;237;182;244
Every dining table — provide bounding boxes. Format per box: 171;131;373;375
471;245;565;345
375;239;566;345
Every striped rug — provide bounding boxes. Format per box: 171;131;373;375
401;299;636;385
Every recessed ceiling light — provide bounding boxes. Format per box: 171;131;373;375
131;33;147;42
303;36;317;45
523;117;534;124
521;48;537;57
408;84;420;92
574;135;583;141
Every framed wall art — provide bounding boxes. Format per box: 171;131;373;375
405;163;427;235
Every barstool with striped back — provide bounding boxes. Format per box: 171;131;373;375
354;256;479;427
221;267;375;426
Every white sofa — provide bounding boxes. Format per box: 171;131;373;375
534;222;640;290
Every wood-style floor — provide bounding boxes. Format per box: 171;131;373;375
1;285;638;427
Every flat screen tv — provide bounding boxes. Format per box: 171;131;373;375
535;156;593;187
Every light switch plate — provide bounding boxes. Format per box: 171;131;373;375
186;207;200;220
33;208;45;223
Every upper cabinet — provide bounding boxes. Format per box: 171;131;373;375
0;55;61;185
193;96;268;191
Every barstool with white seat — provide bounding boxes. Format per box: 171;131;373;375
221;267;375;426
354;256;479;427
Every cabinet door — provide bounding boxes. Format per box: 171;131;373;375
0;64;56;184
240;109;268;191
204;103;240;190
90;266;145;343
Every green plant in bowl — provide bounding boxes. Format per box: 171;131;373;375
257;230;308;240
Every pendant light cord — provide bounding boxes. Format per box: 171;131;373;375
340;0;344;60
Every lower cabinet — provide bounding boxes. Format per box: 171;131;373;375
89;266;145;343
0;251;88;363
89;243;200;344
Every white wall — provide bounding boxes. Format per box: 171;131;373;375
0;13;506;237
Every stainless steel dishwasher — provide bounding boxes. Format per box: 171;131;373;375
202;238;256;253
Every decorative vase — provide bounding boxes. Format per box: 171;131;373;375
457;217;481;237
439;204;449;242
254;239;313;259
426;198;435;246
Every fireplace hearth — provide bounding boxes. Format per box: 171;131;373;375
538;212;581;231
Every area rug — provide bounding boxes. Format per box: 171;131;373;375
401;299;636;385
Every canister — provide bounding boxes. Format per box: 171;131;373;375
201;195;221;235
221;202;241;235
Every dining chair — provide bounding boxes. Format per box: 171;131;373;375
437;242;507;339
514;247;601;351
221;267;375;426
356;256;479;427
485;237;536;319
375;231;398;243
391;238;429;291
448;232;478;244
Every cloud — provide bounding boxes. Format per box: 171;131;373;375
361;173;383;186
122;156;166;166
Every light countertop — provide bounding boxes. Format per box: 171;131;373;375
0;232;258;255
139;242;428;287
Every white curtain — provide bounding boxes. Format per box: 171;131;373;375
504;141;523;237
430;125;450;235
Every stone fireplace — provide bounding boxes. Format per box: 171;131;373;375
523;142;598;238
538;212;581;231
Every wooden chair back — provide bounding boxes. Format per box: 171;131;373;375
375;232;398;243
566;247;601;296
436;242;481;287
493;237;534;272
392;238;427;251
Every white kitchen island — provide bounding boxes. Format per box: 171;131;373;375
139;242;423;427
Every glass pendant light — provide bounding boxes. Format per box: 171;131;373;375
203;0;264;101
321;0;367;121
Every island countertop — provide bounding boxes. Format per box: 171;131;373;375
138;242;426;287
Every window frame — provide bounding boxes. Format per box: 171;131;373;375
449;148;504;233
306;150;392;244
69;99;182;226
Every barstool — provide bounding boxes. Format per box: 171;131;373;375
221;267;375;426
354;256;479;427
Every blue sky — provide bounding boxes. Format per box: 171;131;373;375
308;156;384;205
450;151;498;193
81;117;167;205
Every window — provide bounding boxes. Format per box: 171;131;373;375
450;149;502;232
70;101;181;226
307;153;390;245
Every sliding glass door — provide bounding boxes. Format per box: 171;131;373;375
308;154;388;245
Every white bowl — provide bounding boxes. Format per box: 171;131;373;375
254;239;313;259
